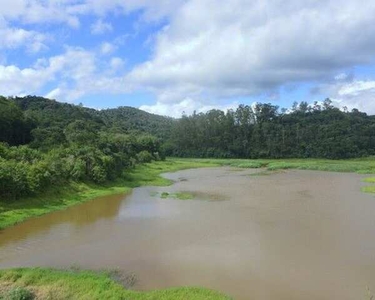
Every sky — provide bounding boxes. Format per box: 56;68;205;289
1;0;375;117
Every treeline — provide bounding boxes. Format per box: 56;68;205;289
0;96;164;199
166;99;375;159
2;96;375;199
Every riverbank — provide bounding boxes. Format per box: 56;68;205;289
0;159;218;230
182;157;375;194
0;268;230;300
175;157;375;173
2;157;375;230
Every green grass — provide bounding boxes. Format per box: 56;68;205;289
363;177;375;183
174;157;375;174
362;186;375;194
0;268;231;300
159;192;194;200
0;159;218;230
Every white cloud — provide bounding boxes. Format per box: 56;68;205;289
110;57;125;70
0;23;48;53
0;47;131;101
140;97;239;117
128;0;375;108
0;0;182;26
315;74;375;114
2;0;375;115
91;19;113;35
100;42;117;55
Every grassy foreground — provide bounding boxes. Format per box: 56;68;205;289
0;268;230;300
0;159;218;230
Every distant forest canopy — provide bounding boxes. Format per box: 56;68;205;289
1;95;375;199
167;98;375;159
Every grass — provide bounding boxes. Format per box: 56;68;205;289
362;177;375;194
159;192;194;200
0;268;231;300
363;177;375;183
173;157;375;174
0;159;218;230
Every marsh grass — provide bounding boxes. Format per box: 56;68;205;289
248;169;285;176
159;192;194;200
362;177;375;194
175;157;375;174
0;268;230;300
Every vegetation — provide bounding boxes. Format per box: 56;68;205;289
0;96;171;201
159;192;195;200
2;95;375;222
0;268;230;300
2;286;34;300
175;157;375;174
0;159;216;229
167;99;375;159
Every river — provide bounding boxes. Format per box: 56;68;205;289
0;167;374;300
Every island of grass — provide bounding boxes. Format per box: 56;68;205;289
0;268;231;300
160;191;195;200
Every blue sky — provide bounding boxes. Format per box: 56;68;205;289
1;0;375;117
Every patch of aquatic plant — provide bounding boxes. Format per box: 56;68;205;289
249;170;284;176
362;186;375;194
0;268;231;300
230;162;265;168
159;192;194;200
363;177;375;183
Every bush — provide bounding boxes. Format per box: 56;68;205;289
136;151;153;163
5;287;34;300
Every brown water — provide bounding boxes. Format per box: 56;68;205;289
1;167;375;300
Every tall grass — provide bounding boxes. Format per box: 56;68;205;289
0;268;231;300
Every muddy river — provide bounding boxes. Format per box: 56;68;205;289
1;167;375;300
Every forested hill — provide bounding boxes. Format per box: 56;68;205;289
99;106;174;140
7;96;173;145
0;95;171;199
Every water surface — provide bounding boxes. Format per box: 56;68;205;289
1;167;375;300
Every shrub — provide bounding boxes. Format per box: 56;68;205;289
136;151;153;163
5;287;34;300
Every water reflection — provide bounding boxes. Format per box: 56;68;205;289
0;193;126;249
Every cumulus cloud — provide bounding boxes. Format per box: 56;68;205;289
100;42;117;55
128;0;375;108
0;0;183;26
0;47;130;101
0;22;48;53
2;0;375;115
91;19;113;35
317;74;375;114
140;98;239;117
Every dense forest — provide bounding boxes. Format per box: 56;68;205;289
166;99;375;159
1;96;375;200
0;96;170;199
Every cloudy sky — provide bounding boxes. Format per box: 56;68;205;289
1;0;375;116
